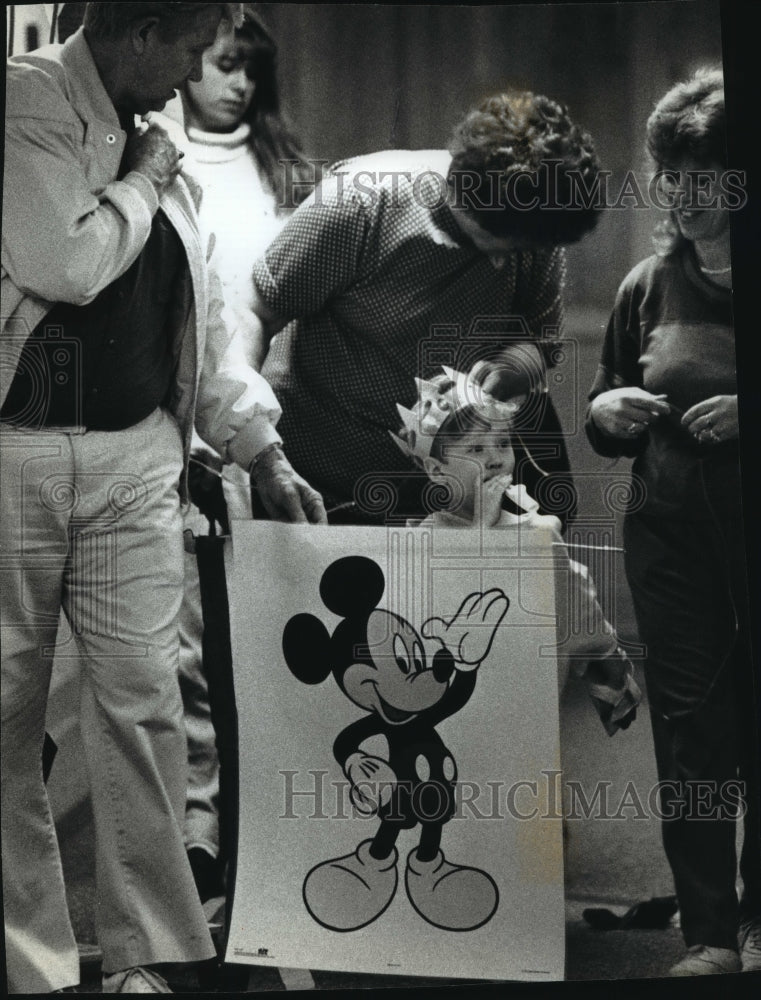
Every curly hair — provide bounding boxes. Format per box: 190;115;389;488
646;67;725;170
447;91;601;245
84;3;242;41
645;68;725;255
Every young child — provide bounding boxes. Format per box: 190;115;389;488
392;367;641;735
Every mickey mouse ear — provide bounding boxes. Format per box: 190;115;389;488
319;556;385;618
282;614;333;684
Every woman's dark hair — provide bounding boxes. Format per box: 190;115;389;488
447;91;601;246
646;68;726;255
236;8;314;210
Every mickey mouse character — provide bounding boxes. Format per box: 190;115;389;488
282;555;509;932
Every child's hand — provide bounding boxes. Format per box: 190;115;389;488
481;474;513;527
585;648;642;736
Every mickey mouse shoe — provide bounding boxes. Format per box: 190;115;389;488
303;840;398;931
405;848;499;930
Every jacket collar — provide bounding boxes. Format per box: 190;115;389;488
59;27;123;129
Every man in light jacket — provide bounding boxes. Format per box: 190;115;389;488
1;3;325;993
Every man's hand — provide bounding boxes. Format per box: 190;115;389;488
251;445;327;523
125;122;184;197
470;343;546;401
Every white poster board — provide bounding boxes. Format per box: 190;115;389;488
226;521;564;982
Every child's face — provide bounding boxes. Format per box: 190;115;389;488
438;427;515;512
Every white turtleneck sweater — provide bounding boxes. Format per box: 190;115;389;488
183;122;285;325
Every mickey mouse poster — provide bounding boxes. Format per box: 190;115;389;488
226;522;564;982
282;554;507;933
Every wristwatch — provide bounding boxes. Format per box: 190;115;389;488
248;441;284;476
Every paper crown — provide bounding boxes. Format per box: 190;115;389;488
390;366;523;463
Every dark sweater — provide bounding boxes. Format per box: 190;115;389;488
586;245;738;520
1;210;184;431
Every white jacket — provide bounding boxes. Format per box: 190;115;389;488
1;28;282;480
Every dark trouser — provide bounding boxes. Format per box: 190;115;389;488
624;509;761;950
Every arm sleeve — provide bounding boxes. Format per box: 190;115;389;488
584;270;646;458
2;72;158;305
194;259;283;468
521;246;566;366
251;174;370;319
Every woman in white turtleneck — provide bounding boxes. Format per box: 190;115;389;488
175;8;314;906
183;108;283;323
180;8;313;366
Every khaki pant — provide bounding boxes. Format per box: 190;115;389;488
1;409;215;993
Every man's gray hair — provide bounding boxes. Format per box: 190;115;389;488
84;3;243;41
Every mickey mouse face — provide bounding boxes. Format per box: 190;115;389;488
342;610;454;725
